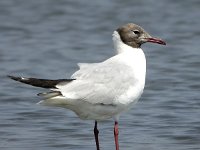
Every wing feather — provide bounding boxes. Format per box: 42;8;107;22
57;56;136;105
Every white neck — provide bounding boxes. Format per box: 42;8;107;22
112;31;139;54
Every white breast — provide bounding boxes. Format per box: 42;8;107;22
112;31;146;106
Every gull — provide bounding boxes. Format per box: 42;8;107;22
8;23;166;150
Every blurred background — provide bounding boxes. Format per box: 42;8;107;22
1;0;200;150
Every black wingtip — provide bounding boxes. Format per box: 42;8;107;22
7;75;19;81
7;75;25;82
8;75;75;89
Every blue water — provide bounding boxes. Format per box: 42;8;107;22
1;0;200;150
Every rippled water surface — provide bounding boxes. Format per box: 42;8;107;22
1;0;200;150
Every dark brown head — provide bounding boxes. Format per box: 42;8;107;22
117;23;166;48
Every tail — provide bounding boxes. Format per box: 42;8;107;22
8;75;75;89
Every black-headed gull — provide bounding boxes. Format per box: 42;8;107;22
8;23;166;150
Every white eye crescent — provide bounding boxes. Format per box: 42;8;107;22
132;30;140;35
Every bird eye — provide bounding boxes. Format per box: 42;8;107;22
132;30;140;35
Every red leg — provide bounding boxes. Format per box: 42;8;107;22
94;121;100;150
114;121;119;150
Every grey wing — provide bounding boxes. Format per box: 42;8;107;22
57;60;135;105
